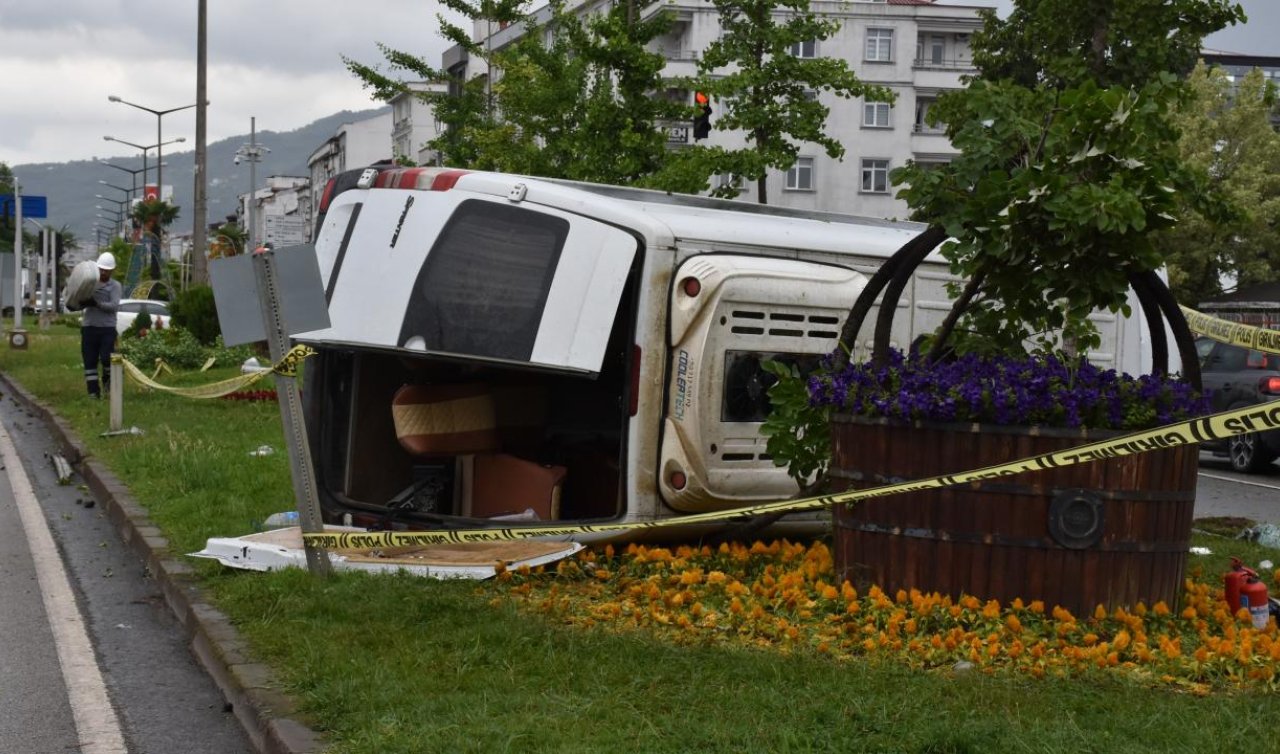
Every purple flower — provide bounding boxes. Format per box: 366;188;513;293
810;349;1207;431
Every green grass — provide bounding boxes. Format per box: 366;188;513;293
4;325;1280;754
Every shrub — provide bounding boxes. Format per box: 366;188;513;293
170;286;221;345
121;310;152;340
118;326;207;369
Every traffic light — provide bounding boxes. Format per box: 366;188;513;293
693;92;712;141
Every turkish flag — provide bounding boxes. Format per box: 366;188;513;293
144;184;159;201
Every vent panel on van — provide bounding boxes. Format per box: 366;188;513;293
661;254;868;512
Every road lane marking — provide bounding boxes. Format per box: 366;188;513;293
1198;471;1280;492
0;423;128;754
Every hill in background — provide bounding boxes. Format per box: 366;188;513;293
10;106;389;252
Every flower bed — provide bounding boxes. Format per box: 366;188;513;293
809;349;1209;430
221;389;277;402
501;540;1280;691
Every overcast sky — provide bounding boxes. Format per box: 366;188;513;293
0;0;1274;169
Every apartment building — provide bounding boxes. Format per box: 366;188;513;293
307;111;394;200
390;81;448;165
442;0;989;217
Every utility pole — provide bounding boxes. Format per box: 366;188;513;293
193;0;209;286
235;118;269;252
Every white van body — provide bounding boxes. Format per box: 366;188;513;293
297;167;1165;536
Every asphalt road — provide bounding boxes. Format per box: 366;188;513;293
0;393;253;754
1195;451;1280;525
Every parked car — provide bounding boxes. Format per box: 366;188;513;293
116;299;171;335
1197;337;1280;472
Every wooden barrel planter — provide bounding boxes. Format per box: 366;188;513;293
829;415;1199;616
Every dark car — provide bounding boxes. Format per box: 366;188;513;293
1197;337;1280;472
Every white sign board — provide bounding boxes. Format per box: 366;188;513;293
264;215;306;247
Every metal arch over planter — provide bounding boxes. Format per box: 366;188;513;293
828;227;1203;613
831;225;1203;390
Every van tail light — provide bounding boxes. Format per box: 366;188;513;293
628;345;641;416
1261;376;1280;395
669;470;687;490
680;277;701;297
429;169;467;191
317;178;337;214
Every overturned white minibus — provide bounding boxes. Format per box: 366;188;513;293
296;166;1161;537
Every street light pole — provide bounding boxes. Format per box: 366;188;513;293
97;161;155;205
104;136;184;197
108;96;197;203
194;0;209;286
98;181;134;204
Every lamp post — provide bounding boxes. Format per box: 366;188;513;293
96;208;126;237
98;181;134;204
103;136;184;196
97;160;156;204
108;95;197;203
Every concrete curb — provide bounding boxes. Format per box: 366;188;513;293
0;373;325;754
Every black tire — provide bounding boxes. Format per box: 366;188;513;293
1228;432;1277;473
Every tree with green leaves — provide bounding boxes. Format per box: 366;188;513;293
884;0;1245;361
347;0;687;187
132;200;180;236
1159;62;1280;305
679;0;892;203
209;221;247;258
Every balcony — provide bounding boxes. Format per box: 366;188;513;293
911;56;976;72
657;47;699;62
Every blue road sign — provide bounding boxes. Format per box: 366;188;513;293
0;194;48;219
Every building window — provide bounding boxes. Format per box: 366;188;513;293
929;35;945;65
914;98;945;133
861;159;890;193
866;28;894;62
786;158;814;191
790;39;816;58
863;101;891;128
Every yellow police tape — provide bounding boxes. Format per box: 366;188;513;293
303;386;1280;550
303;308;1278;549
118;345;316;400
1181;305;1280;355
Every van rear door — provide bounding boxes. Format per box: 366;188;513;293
303;190;638;375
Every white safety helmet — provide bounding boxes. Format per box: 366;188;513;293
97;252;117;271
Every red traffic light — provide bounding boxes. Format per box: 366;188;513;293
695;91;709;105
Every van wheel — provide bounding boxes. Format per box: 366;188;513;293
1228;432;1276;473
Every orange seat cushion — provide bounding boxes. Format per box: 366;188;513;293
392;384;500;456
471;453;567;520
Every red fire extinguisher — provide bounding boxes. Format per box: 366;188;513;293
1225;557;1250;614
1225;557;1271;630
1241;573;1271;630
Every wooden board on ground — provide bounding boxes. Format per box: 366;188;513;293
342;540;576;566
191;525;582;578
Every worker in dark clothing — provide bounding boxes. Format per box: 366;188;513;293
74;252;123;398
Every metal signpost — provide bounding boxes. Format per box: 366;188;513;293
1;187;47;349
210;245;332;576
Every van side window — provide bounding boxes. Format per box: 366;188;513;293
398;200;569;361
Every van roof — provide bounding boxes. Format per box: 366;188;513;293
447;171;937;260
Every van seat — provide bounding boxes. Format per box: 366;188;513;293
392;384;501;456
391;384;565;520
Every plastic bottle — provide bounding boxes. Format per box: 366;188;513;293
263;510;300;528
